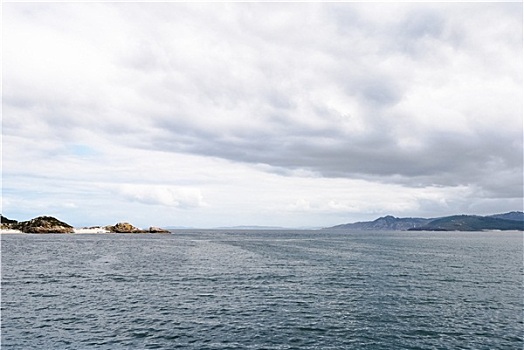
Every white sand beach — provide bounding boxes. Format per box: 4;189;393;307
0;229;24;234
0;228;112;234
73;227;111;234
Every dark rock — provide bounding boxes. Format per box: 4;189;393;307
106;222;147;233
149;226;170;234
1;214;18;225
14;216;73;234
1;214;18;229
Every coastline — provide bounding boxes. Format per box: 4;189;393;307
0;229;24;234
0;228;110;234
0;227;171;234
1;216;170;234
73;227;111;234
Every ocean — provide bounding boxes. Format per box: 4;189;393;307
1;230;522;349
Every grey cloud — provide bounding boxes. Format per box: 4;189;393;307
143;107;522;200
400;10;444;40
4;2;522;202
351;76;403;107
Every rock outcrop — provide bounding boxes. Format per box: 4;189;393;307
2;215;171;234
1;214;18;229
148;226;170;234
14;216;74;234
106;222;146;233
105;222;170;233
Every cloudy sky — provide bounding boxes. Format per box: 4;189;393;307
2;2;522;228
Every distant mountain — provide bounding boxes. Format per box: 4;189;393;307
409;215;523;231
328;211;524;231
330;215;432;231
488;211;524;221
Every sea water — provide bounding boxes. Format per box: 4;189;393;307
1;230;522;349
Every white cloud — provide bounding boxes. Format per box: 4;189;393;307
2;2;522;227
113;184;206;209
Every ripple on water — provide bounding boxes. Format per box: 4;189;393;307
1;231;522;349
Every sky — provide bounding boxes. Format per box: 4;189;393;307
2;2;523;229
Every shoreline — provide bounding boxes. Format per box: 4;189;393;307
2;229;521;235
73;228;111;234
0;228;110;234
0;228;172;234
0;229;24;234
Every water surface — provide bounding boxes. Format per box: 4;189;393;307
2;230;522;349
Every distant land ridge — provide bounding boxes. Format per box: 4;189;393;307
408;214;523;231
327;211;524;231
330;215;432;231
487;211;524;221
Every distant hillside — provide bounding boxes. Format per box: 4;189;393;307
488;211;524;221
330;215;432;231
409;215;523;231
328;211;524;231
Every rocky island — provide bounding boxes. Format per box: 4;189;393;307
1;215;170;234
105;222;170;234
1;215;74;234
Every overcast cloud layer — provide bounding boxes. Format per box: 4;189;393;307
2;3;523;228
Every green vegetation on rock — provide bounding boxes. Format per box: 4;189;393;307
328;211;524;231
408;215;523;231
